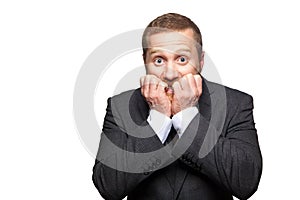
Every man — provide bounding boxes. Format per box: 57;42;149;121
93;13;262;200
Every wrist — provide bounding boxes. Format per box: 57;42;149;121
154;108;171;118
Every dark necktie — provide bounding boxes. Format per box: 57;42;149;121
164;125;179;147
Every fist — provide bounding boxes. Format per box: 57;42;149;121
140;75;172;117
171;74;202;115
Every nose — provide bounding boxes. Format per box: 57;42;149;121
163;63;179;84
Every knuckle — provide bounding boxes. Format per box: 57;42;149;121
151;78;158;85
187;73;193;79
172;81;179;88
159;81;167;88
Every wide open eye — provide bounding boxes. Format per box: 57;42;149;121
154;57;165;66
176;56;189;65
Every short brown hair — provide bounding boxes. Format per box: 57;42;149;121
142;13;202;59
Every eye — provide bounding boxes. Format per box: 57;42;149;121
176;56;188;65
154;57;165;66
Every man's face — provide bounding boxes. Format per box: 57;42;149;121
144;28;204;88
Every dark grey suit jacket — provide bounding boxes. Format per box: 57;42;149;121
93;79;262;200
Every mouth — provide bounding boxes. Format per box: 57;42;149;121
165;86;174;94
165;87;174;100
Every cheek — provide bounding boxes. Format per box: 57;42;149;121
145;64;164;76
187;54;201;73
189;60;201;73
177;64;199;75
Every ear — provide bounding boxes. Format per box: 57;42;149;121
199;51;205;72
142;53;146;63
143;54;149;74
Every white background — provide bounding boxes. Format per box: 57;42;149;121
1;0;299;199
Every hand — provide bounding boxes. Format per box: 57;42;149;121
171;74;202;115
140;75;172;117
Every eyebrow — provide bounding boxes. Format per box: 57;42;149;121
149;48;192;55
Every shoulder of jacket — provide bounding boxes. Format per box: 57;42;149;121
204;79;252;101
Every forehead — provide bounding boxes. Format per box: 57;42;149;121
146;29;198;53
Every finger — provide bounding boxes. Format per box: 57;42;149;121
193;74;201;86
143;75;152;97
186;74;198;96
172;81;181;96
140;76;145;87
157;81;168;93
194;74;202;95
186;74;196;86
179;76;188;90
149;77;159;93
140;76;145;94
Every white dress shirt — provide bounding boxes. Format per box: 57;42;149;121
147;107;198;143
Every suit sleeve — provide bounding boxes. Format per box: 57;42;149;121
92;98;169;200
179;94;262;200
